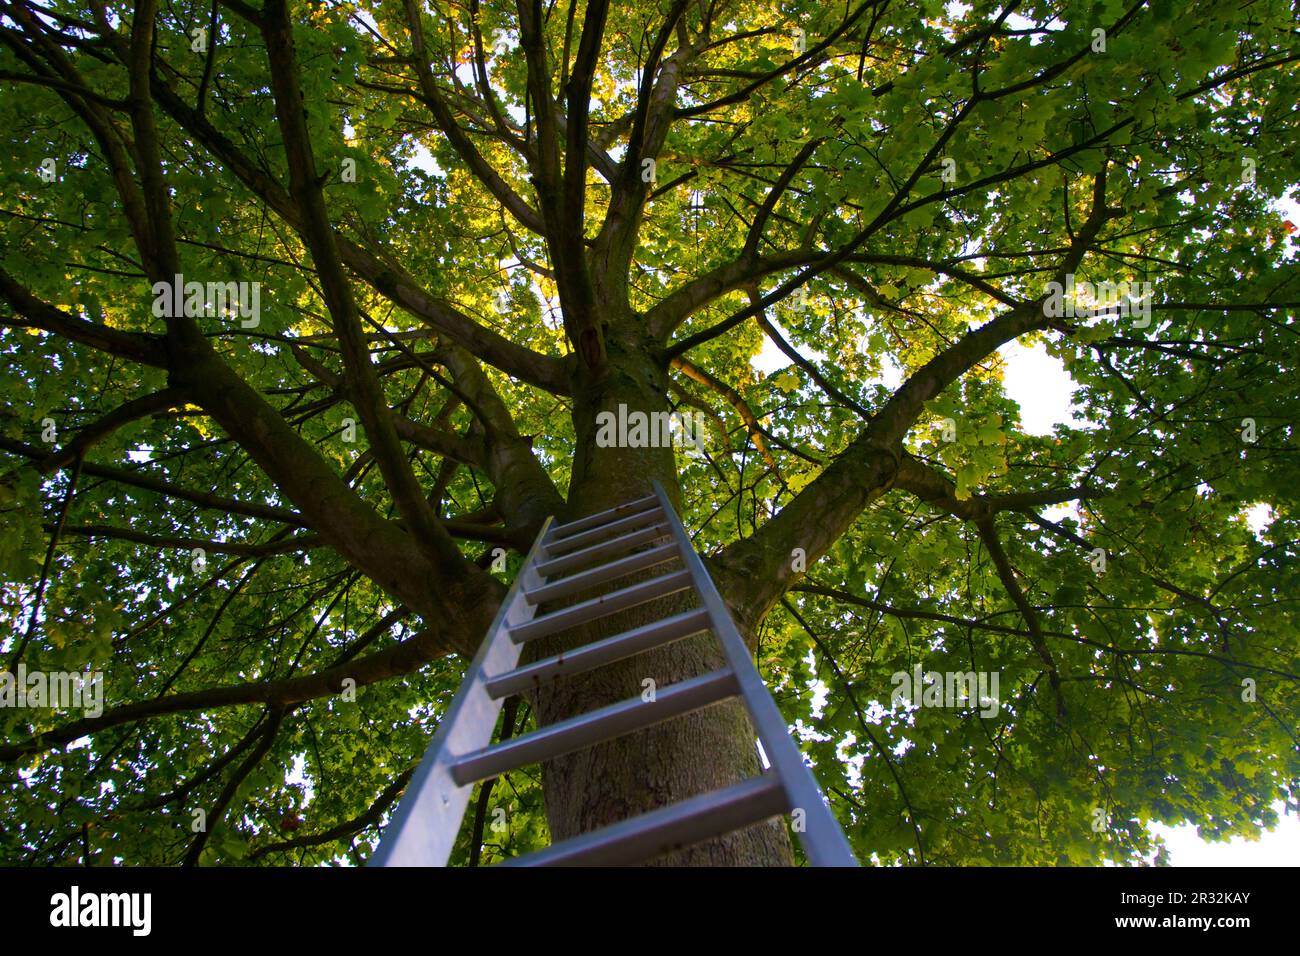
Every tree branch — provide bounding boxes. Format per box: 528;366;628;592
402;0;545;234
711;169;1115;628
0;623;464;762
0;267;167;367
34;388;184;474
974;516;1066;718
249;767;414;860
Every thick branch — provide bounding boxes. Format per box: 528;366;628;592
35;388;184;473
894;453;1106;522
145;82;568;394
261;0;451;562
0;436;307;526
0;624;466;762
57;524;323;557
0;267;167;367
402;0;545;234
711;170;1114;626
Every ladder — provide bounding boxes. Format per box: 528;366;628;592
369;481;857;867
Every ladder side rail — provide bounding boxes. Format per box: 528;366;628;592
368;517;554;866
650;482;859;867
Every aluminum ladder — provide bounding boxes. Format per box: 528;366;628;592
370;481;857;866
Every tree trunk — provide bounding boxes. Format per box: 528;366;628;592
523;341;793;865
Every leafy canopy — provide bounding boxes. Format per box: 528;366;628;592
0;0;1297;865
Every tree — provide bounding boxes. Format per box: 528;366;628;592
1;0;1297;867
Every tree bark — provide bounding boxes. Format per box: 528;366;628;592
523;342;793;865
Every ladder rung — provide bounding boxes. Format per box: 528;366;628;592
547;495;658;540
502;773;789;867
534;523;671;580
544;507;666;556
450;669;739;786
510;569;692;644
485;608;711;700
525;541;679;606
